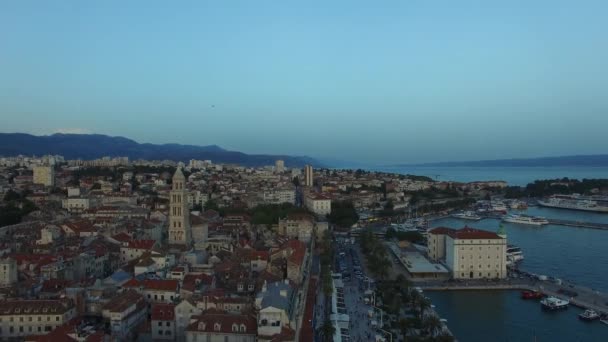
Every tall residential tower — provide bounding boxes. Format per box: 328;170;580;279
304;165;313;187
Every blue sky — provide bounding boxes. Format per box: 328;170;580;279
1;1;607;164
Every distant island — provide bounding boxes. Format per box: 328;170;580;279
0;133;321;167
395;155;608;168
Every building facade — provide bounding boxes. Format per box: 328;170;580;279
0;257;18;287
33;165;55;187
0;299;76;339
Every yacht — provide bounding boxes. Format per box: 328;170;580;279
506;245;524;265
538;195;608;213
502;214;549;226
451;211;481;220
509;200;528;210
490;201;508;213
578;309;600;321
540;296;569;310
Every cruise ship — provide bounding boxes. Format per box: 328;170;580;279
538;195;608;213
502;214;549;226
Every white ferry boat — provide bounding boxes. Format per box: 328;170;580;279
538;195;608;213
506;245;524;265
451;211;481;220
502;214;549;226
540;296;569;310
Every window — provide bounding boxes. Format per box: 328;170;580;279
158;322;163;327
166;322;171;326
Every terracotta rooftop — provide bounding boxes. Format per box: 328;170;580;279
0;299;74;315
127;239;156;250
430;226;503;240
186;313;257;335
151;303;176;321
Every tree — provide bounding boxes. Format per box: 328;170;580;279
3;190;20;202
292;176;300;188
321;319;335;342
203;199;220;212
327;201;359;228
422;315;443;337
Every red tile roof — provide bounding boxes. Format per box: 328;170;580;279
111;232;132;243
127;239;156;250
151;303;176;321
142;279;179;291
430;226;502;240
186;313;257;335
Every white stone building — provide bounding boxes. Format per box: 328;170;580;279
428;226;507;279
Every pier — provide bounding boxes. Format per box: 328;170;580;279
419;278;608;314
544;218;608;230
479;213;608;230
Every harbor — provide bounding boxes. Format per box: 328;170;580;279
422;208;608;341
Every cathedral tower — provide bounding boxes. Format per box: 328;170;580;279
168;167;191;245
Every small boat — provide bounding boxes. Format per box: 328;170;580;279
540;296;569;310
578;309;600;321
452;211;481;220
521;290;544;300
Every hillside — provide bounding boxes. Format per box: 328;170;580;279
0;133;320;167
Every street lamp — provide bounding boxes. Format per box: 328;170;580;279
377;328;393;342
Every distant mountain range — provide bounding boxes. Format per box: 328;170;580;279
0;133;320;167
397;155;608;167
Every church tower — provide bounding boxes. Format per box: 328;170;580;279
168;167;191;246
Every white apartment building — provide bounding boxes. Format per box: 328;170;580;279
262;189;296;205
62;197;92;213
428;226;507;279
0;299;76;339
304;193;331;216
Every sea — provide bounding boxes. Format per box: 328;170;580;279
363;165;608;340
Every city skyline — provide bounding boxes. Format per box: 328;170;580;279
2;1;607;163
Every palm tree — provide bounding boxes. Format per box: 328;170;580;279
422;315;443;337
417;297;431;321
398;318;414;341
435;332;455;342
320;319;335;342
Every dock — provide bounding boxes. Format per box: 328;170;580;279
544;218;608;230
419;278;608;314
479;213;608;230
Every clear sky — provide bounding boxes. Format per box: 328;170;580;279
1;1;607;164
